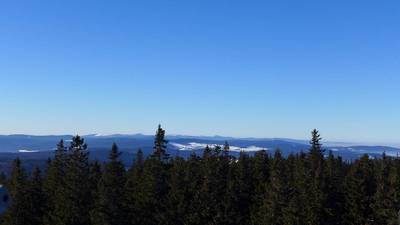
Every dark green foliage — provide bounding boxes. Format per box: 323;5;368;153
224;152;253;225
130;157;169;225
1;128;400;224
28;167;45;225
2;158;30;225
0;172;6;186
344;154;376;225
152;124;169;161
42;140;66;225
62;135;91;225
371;154;399;225
253;150;287;225
306;129;326;225
323;152;346;225
92;143;127;225
282;153;307;225
163;157;187;225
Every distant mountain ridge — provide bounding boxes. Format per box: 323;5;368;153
0;133;398;174
0;134;398;158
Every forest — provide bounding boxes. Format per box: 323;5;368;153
0;126;399;225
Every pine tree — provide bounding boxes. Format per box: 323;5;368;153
163;157;187;225
43;140;67;225
62;135;91;225
132;153;169;224
89;160;102;201
92;143;127;225
371;154;399;224
223;141;230;157
125;149;145;225
254;150;287;225
27;167;45;225
0;172;6;186
2;158;31;225
282;153;307;225
250;150;270;222
323;151;345;225
87;160;102;225
214;143;231;224
224;151;253;225
181;153;204;225
344;154;376;225
203;145;212;159
152;124;169;161
306;129;326;225
198;145;220;224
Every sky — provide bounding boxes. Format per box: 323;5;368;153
0;0;399;144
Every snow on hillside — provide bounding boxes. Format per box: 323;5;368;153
170;142;267;152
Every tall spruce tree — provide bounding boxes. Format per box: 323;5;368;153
164;157;187;225
250;150;270;222
2;158;31;225
344;154;376;225
125;149;145;225
181;153;204;225
27;167;45;225
282;153;307;225
132;128;170;225
152;124;169;161
224;151;253;225
254;150;287;225
92;143;127;225
62;135;91;225
371;154;399;224
88;160;102;224
43;140;66;225
306;129;326;225
323;151;345;225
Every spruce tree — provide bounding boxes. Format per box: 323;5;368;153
198;145;220;224
0;172;6;186
306;129;326;225
181;153;204;225
344;154;376;225
152;124;169;161
133;146;169;224
43;140;66;225
125;149;145;225
250;150;270;222
371;154;399;224
28;167;45;225
2;158;31;225
62;135;91;225
87;160;102;225
164;157;187;225
224;151;253;225
203;145;212;159
282;153;307;225
92;143;127;225
323;151;345;225
254;150;287;225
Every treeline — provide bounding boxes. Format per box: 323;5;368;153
0;126;399;225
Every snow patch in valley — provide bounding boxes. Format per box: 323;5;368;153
170;142;266;152
18;149;39;153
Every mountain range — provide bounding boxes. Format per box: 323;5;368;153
0;133;397;174
0;134;398;157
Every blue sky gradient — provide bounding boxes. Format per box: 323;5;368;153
0;0;399;144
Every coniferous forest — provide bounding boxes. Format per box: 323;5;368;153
1;126;399;225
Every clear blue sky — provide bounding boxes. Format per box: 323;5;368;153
0;0;399;144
